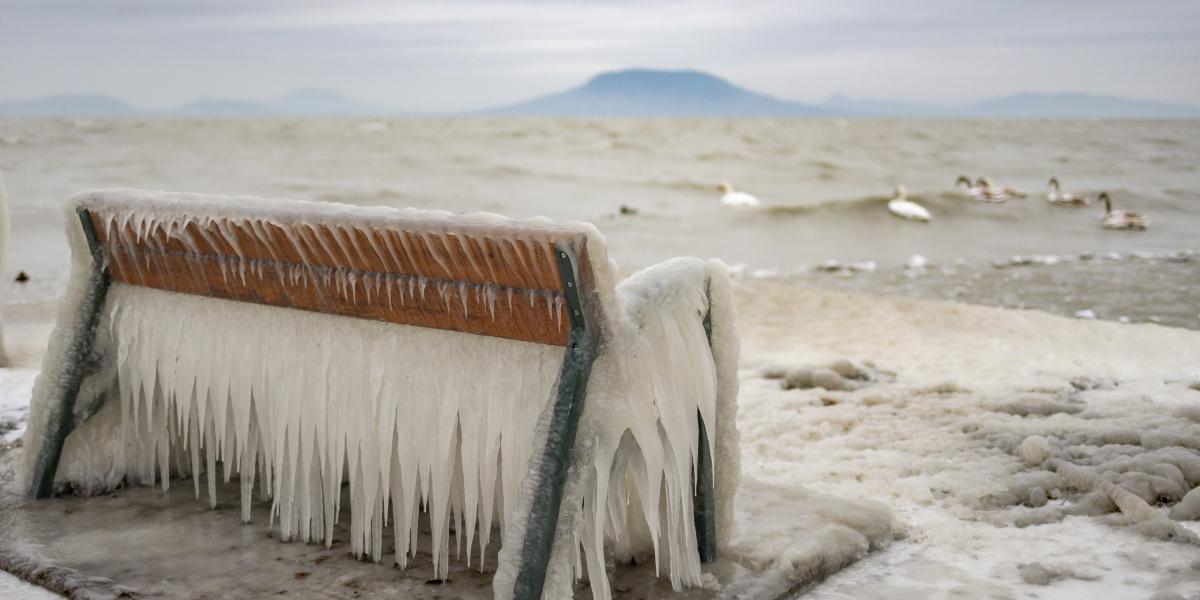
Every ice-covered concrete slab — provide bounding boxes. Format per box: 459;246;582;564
0;442;891;599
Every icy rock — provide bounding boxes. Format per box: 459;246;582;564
1016;435;1052;466
1028;487;1048;507
778;359;893;391
1142;432;1200;451
812;368;860;391
1073;309;1097;320
781;368;814;390
995;395;1082;417
1070;375;1116;391
1169;487;1200;521
1017;562;1062;586
1103;429;1144;446
1175;405;1200;422
978;490;1021;509
761;365;789;380
1133;518;1200;545
1147;592;1185;600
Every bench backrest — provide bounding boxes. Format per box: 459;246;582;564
77;191;598;346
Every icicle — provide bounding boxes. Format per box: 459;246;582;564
458;282;469;318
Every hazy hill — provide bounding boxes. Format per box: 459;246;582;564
173;98;278;117
3;74;1198;118
0;89;392;117
964;92;1200;118
173;89;392;117
484;69;830;117
821;92;1200;118
269;88;390;116
0;94;139;117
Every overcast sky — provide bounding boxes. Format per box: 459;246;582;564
3;0;1199;111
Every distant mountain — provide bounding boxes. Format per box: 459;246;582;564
484;69;830;117
0;89;394;117
174;98;277;117
173;89;392;117
0;94;139;117
819;94;946;118
963;92;1200;118
3;76;1198;118
819;92;1200;118
269;88;390;116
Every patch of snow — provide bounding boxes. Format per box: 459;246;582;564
0;369;36;444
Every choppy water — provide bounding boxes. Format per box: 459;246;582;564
1;117;1197;326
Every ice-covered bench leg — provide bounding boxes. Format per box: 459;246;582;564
693;277;718;563
511;245;597;600
617;257;740;572
29;208;112;498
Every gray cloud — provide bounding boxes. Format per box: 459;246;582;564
2;0;1198;110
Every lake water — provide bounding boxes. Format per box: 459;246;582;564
1;117;1197;326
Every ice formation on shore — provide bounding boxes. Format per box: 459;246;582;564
23;190;741;600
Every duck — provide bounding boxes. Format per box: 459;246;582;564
1046;177;1089;206
717;181;760;207
956;175;990;201
1099;192;1147;230
887;185;932;222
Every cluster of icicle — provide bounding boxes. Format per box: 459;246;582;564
100;285;562;572
493;256;741;599
95;190;576;326
25;190;740;600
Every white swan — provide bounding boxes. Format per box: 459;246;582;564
887;185;932;222
1046;177;1089;206
717;181;760;207
1099;192;1148;230
978;177;1027;201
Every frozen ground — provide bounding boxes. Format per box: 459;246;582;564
1;280;1199;598
735;280;1200;599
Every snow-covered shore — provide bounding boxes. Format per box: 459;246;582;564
735;280;1200;599
1;280;1199;598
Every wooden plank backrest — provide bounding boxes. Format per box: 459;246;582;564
81;200;594;346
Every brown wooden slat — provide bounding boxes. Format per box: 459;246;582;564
89;211;592;346
96;215;573;292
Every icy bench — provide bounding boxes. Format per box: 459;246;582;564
24;190;740;600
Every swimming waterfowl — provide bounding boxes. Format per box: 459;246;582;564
956;175;990;201
1099;192;1147;230
717;181;760;207
979;178;1027;201
887;185;932;222
1046;177;1089;206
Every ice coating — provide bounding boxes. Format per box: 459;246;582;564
77;188;585;346
23;190;741;600
494;257;740;598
